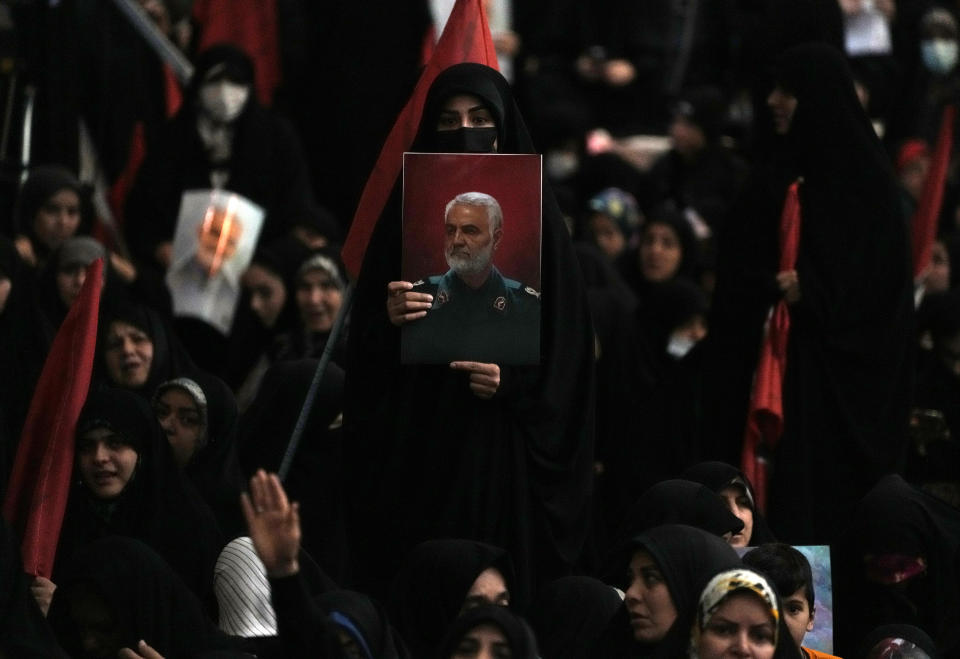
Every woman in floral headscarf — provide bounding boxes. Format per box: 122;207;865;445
689;567;800;659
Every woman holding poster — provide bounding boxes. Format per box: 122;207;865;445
344;64;595;601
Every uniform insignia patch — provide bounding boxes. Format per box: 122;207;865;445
524;286;541;299
494;296;506;312
437;290;449;305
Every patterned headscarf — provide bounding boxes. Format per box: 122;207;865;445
690;568;780;657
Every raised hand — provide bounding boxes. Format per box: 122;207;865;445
240;470;301;578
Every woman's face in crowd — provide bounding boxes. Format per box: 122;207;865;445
77;427;138;500
34;188;81;251
639;223;683;282
296;269;342;333
697;592;776;659
243;263;288;328
589;213;626;259
57;264;88;308
625;549;677;643
451;623;512;659
104;321;155;389
155;387;204;467
767;86;798;135
463;567;510;611
719;486;754;547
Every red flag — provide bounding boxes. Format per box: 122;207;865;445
741;181;802;513
911;105;955;278
341;0;498;277
2;259;103;577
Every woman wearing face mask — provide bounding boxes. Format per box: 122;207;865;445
344;63;595;604
886;7;960;150
125;43;337;276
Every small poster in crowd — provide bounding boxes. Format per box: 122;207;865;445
166;189;264;335
400;153;542;365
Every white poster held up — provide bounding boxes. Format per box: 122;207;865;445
166;189;264;334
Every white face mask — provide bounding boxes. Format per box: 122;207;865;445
921;39;959;75
199;81;250;123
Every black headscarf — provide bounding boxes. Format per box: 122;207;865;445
58;387;224;612
14;164;83;263
436;604;538;659
315;589;409;659
48;536;236;659
764;44;915;543
389;538;516;658
681;461;777;545
344;62;595;604
834;475;960;656
609;480;743;556
155;371;246;539
857;623;940;659
600;524;741;658
616;205;700;299
95;302;197;398
527;576;623;659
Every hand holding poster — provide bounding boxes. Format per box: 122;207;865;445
166;189;264;334
400;153;542;365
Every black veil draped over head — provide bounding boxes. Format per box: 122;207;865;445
161;371;246;540
609;479;744;557
835;475;960;656
436;604;538;659
600;524;741;658
681;461;776;544
48;537;237;659
56;387;224;612
763;44;915;543
527;576;623;659
95;302;198;398
389;538;516;658
344;64;596;600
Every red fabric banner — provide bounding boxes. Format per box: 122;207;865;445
2;259;103;577
911;105;955;278
340;0;499;278
742;181;802;513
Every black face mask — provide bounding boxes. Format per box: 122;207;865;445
431;127;498;153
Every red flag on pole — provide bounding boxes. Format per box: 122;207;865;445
340;0;498;277
2;259;103;577
911;105;955;278
741;181;802;513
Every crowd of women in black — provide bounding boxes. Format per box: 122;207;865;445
1;0;960;657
